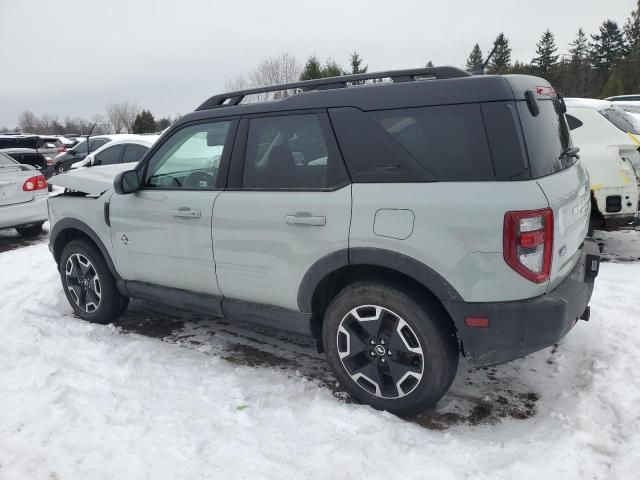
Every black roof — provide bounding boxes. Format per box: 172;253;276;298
178;67;550;127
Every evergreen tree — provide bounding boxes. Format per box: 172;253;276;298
156;117;172;130
531;29;559;73
131;110;156;134
300;55;323;80
487;33;512;74
322;59;344;77
349;51;368;74
569;28;589;63
465;44;484;72
589;20;627;73
625;0;640;56
425;60;435;68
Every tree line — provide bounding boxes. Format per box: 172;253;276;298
464;0;640;97
4;102;176;136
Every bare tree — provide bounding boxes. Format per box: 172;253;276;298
234;52;302;102
224;76;250;93
17;111;38;132
106;101;140;133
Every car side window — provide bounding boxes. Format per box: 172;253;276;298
95;145;124;165
144;121;232;190
122;144;148;163
89;139;107;152
242;113;343;189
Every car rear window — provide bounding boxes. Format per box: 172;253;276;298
368;104;494;181
599;107;640;135
516;99;573;178
0;152;17;166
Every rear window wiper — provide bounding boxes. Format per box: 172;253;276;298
559;147;580;167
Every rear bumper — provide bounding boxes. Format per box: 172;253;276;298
0;194;48;230
443;239;600;367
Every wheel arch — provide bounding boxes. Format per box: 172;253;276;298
298;248;463;349
50;218;123;284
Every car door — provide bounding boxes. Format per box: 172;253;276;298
109;119;237;296
212;111;352;311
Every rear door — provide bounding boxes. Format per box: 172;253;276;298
0;154;34;207
212;111;352;311
517;98;591;290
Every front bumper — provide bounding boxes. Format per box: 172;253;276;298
443;239;600;367
0;194;49;230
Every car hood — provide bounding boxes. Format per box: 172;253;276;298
48;163;132;194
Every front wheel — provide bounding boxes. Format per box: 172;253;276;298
322;281;459;416
59;240;126;324
56;164;66;174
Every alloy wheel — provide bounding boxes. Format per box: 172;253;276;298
336;305;424;399
65;253;102;313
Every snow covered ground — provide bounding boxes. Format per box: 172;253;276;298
1;231;640;479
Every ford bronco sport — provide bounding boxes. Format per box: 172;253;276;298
48;67;600;415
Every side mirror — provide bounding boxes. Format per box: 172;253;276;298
114;170;140;194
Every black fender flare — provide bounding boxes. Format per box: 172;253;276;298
49;217;122;282
297;247;463;313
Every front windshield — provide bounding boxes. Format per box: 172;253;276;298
599;106;640;135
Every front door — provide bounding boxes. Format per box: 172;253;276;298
213;112;352;311
109;119;237;296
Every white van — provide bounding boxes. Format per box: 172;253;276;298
565;98;640;230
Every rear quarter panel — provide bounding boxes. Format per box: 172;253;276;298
350;181;551;302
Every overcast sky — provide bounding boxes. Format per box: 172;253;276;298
0;0;635;128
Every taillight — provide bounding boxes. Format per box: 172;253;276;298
22;175;48;192
503;208;553;283
57;146;66;153
45;157;53;166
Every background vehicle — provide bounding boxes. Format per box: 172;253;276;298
0;147;54;179
605;94;640;114
0;151;48;236
70;135;159;170
53;135;113;173
48;68;598;416
566;98;640;230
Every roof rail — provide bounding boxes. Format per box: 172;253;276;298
196;66;471;111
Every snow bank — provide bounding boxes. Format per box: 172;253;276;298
1;243;639;479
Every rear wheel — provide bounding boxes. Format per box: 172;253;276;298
56;164;66;174
59;240;126;324
16;222;44;237
322;281;459;416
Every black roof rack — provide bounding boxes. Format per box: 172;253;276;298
196;66;471;111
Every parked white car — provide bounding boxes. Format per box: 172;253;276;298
0;151;49;236
71;135;159;170
565;98;640;230
605;94;640;114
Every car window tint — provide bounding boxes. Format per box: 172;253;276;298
243;114;334;189
122;144;148;163
95;145;124;165
368;104;495;181
73;140;88;154
145;121;231;190
565;114;583;130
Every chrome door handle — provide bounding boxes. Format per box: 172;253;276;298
172;208;201;218
286;213;326;226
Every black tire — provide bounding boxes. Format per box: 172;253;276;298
322;281;459;416
56;164;66;174
16;222;44;237
59;239;125;325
